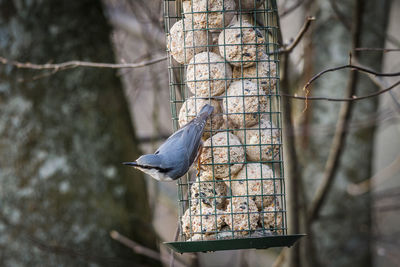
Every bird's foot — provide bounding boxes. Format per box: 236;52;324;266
196;145;203;178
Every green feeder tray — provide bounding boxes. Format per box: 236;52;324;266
165;234;305;253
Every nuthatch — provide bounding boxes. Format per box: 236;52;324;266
123;104;214;181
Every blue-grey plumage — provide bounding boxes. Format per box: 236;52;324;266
123;104;214;181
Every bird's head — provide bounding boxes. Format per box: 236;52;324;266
123;154;173;181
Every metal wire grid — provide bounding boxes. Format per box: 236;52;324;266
164;0;286;243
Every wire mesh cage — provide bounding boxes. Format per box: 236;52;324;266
163;0;302;252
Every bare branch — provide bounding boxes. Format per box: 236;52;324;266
280;16;316;54
304;64;400;90
355;47;400;52
300;61;400;110
110;230;160;262
110;230;186;267
0;55;167;72
283;79;400;102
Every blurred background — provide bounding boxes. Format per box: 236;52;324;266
0;0;399;266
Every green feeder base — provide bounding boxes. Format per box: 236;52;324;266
164;234;305;253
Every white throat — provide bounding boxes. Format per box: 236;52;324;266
136;167;174;182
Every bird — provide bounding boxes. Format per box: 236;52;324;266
123;104;214;181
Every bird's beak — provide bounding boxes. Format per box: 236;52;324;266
122;162;139;167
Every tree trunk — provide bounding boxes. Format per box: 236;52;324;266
298;1;390;267
0;0;158;266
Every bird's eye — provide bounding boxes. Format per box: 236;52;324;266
155;151;160;155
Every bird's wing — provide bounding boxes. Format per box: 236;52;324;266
155;115;204;167
182;115;208;166
157;104;213;167
154;126;185;155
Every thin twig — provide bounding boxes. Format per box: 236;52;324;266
110;231;161;261
0;55;167;71
280;16;316;54
355;47;400;52
304;64;400;90
350;59;400;113
283;80;400;102
301;63;400;110
110;230;186;267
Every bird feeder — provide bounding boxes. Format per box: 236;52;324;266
163;0;303;252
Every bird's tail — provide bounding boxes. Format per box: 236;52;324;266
197;104;214;120
190;104;214;129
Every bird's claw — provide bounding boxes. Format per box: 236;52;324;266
196;145;203;178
